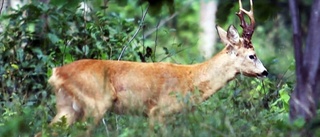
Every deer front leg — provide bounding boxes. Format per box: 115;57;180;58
81;100;113;136
148;100;184;134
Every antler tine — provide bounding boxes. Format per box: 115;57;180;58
250;0;253;11
239;0;243;10
236;0;255;40
240;0;254;24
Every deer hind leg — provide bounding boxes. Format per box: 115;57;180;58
50;88;83;126
35;88;83;137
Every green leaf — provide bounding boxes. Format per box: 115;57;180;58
288;61;295;71
292;117;306;128
64;53;74;64
279;85;290;104
82;45;89;56
47;33;61;44
11;64;19;70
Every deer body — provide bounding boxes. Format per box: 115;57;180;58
47;27;267;126
37;0;268;136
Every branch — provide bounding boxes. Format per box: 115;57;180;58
143;0;193;38
118;5;149;61
305;0;320;82
152;20;160;62
289;0;320;124
288;0;305;122
289;0;303;79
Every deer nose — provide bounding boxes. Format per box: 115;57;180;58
262;70;268;76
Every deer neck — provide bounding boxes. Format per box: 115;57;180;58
193;51;238;100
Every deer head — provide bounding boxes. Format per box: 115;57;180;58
216;0;268;78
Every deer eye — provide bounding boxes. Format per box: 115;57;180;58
249;55;255;60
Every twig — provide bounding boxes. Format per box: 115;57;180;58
143;12;178;38
142;0;193;38
118;5;149;60
159;48;186;62
102;118;109;136
0;0;4;15
152;20;160;62
141;7;146;55
83;0;87;26
103;0;109;14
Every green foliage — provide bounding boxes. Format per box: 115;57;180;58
115;0;175;15
0;0;139;95
217;0;280;25
0;0;304;136
0;1;140;135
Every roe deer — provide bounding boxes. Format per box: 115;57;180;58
36;0;268;136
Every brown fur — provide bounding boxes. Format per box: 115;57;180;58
35;25;267;136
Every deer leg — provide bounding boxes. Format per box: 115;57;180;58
35;88;82;137
148;101;183;135
80;94;114;136
50;88;83;126
50;101;81;126
149;106;162;129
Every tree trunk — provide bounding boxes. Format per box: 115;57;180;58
198;0;217;59
289;0;320;126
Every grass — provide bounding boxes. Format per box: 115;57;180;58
0;76;295;137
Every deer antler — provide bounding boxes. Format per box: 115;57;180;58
236;0;255;41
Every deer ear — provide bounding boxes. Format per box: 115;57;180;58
227;25;240;44
216;25;229;45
